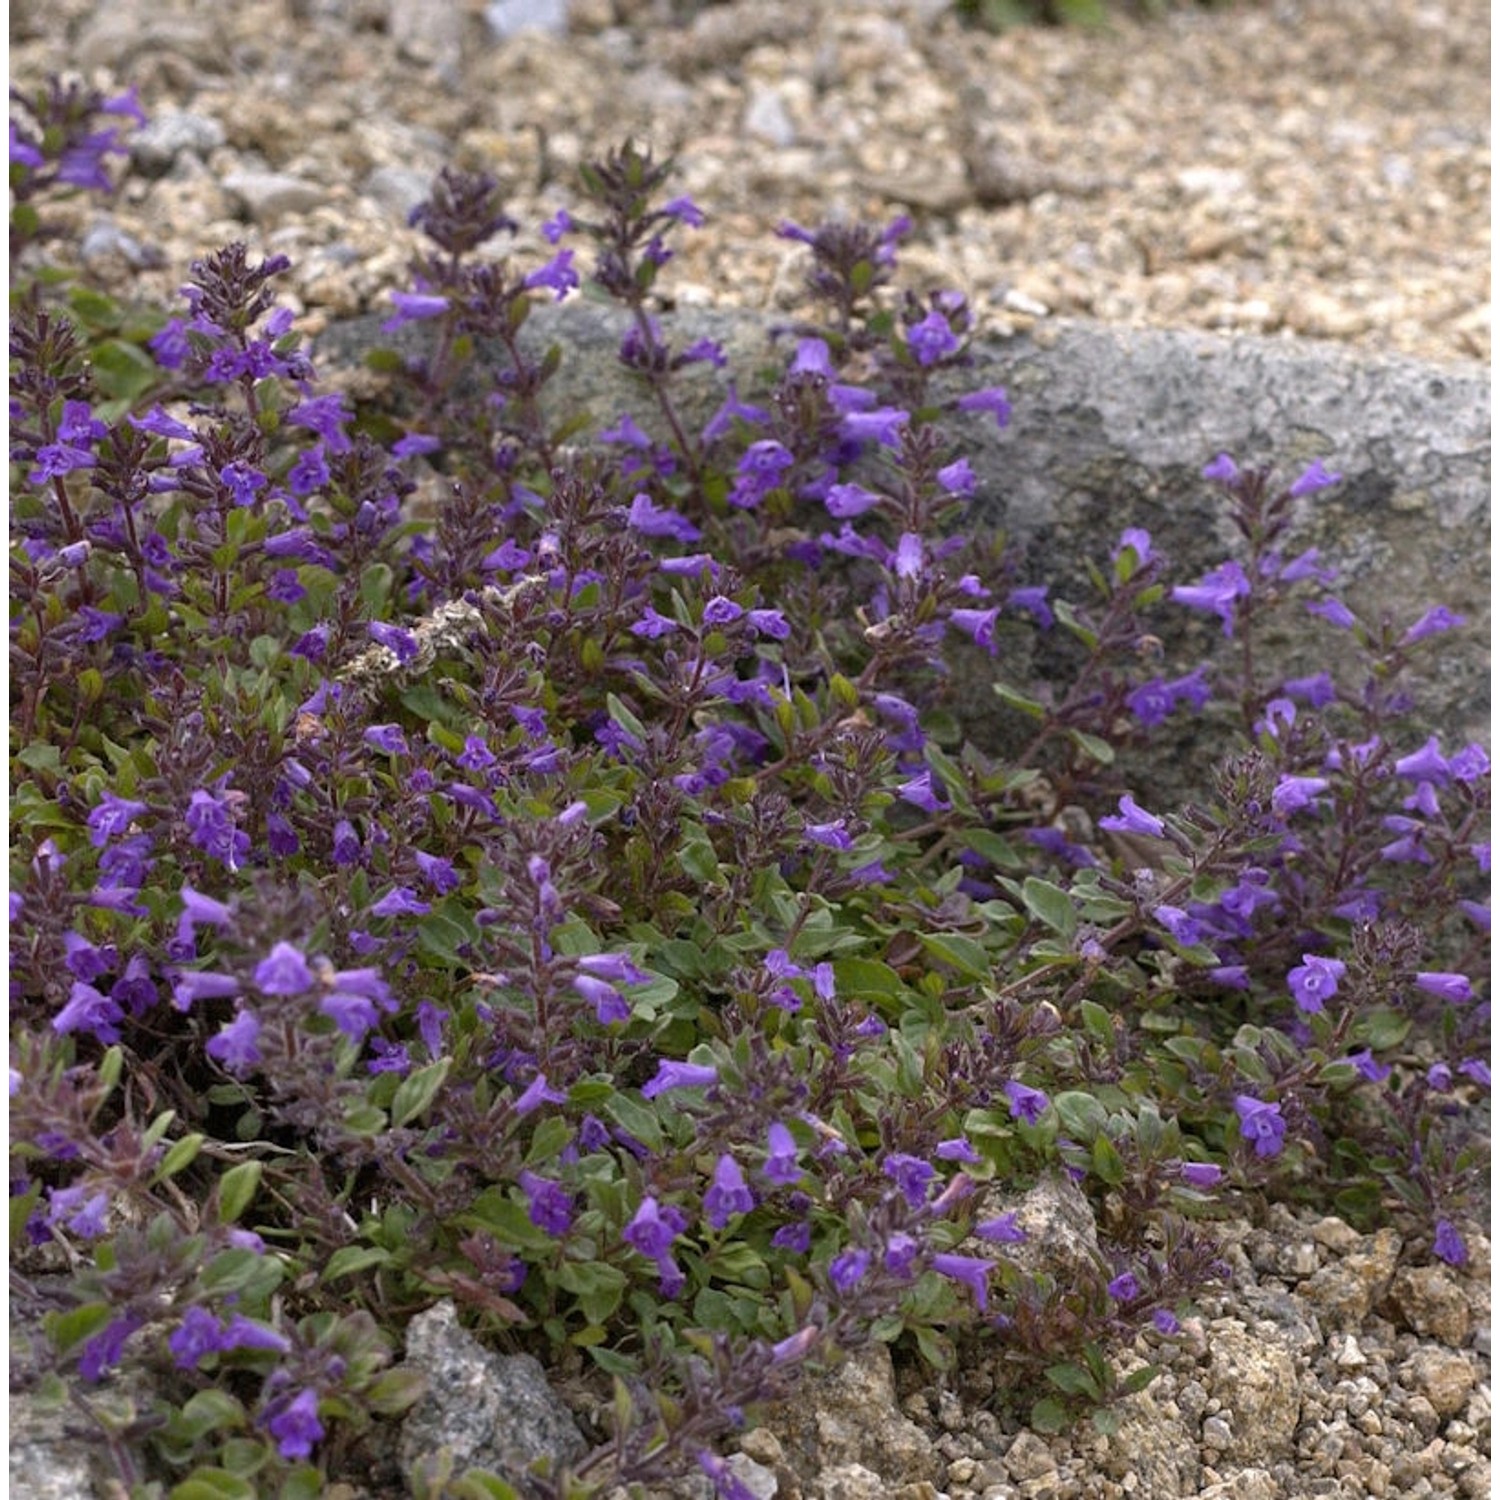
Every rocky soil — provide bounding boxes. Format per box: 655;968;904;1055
7;2;1490;1497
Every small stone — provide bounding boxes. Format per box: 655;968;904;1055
1202;1416;1233;1451
1004;1432;1057;1482
1333;1334;1368;1369
483;0;569;40
744;86;797;148
129;111;226;177
361;166;434;224
721;1452;778;1500
222;171;327;225
818;1463;887;1500
1404;1349;1476;1418
1276;1241;1319;1277
1309;1217;1361;1253
949;1457;977;1485
1386;1266;1473;1347
740;1429;784;1467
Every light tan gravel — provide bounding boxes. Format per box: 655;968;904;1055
10;0;1490;363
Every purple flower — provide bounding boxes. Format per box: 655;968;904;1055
1152;1309;1181;1335
578;952;648;984
54;982;124;1044
762;1122;802;1185
938;456;977;496
575;973;630;1025
623;1195;682;1261
86;793;148;847
703;595;744;627
254;942;314;996
519;1170;574;1236
331;819;362;865
1283;671;1336;706
662;194;704;226
747;608;790;639
514;1073;567;1116
1107;1272;1140;1301
1401;605;1466;645
1171;560;1250;637
206;1010;263;1074
1433;1219;1467;1267
1202;453;1240;484
641;1060;718;1099
1233;1096;1286;1158
1287;459;1341;497
1415;971;1474;1004
1007;586;1053;629
828;1248;871;1295
524;249;578;300
368;620;419;665
320;967;395;1040
169;1307;225;1371
383;290;450;331
265;1388;324;1461
1348;1049;1391;1083
1271;775;1329;817
1306;597;1357;629
1004;1080;1049;1125
1394;736;1451;784
1099;795;1165;840
631;606;678;639
907;309;960;366
1178;1162;1223;1190
976;1213;1027;1243
369;886;431;918
1286;954;1346;1014
704;1154;755;1228
824;482;883;519
840;407;908;448
882;1153;936;1208
628;492;701;542
897;770;948;814
932;1253;991;1311
805;819;853;850
364;723;409;755
772;1221;811;1253
955;386;1011;427
78;1314;141;1384
949;607;1000;654
935;1137;981;1164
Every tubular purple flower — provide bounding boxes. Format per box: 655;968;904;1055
703;595;744;627
514;1073;566;1116
897;770;947;813
641;1059;718;1098
976;1213;1027;1243
254;942;315;996
1287;459;1341;497
747;608;790;639
824;482;883;518
1178;1162;1223;1189
523;248;578;300
1433;1219;1467;1267
1153;1309;1181;1335
1233;1096;1286;1157
1394;736;1452;784
1202;452;1240;484
1004;1080;1049;1124
169;1308;225;1371
1107;1272;1140;1301
882;1152;936;1208
1348;1049;1391;1083
1007;585;1053;628
265;1388;324;1462
907;309;960;366
370;886;431;918
1415;972;1474;1004
828;1248;871;1295
627;492;701;541
938;456;977;496
519;1170;574;1236
383;290;450;331
704;1154;755;1228
206;1009;262;1073
804;819;853;850
574;973;630;1024
1272;775;1330;817
762;1122;802;1185
1171;560;1250;637
932;1253;992;1311
1306;597;1357;629
840;407;908;447
1099;795;1165;840
54;982;124;1043
1401;605;1466;644
1114;526;1154;566
948;607;1000;654
955;386;1011;427
935;1137;981;1163
86;793;148;847
631;606;678;638
368;621;419;664
78;1315;142;1384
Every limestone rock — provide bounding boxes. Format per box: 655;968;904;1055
1385;1266;1474;1347
1203;1321;1300;1463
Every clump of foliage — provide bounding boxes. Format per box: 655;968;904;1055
9;80;1488;1500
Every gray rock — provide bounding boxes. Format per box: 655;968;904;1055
390;0;466;65
1202;1320;1300;1462
744;85;798;148
1302;1228;1402;1328
757;1342;939;1488
968;1171;1103;1291
399;1299;588;1486
484;0;571;40
222;170;328;225
1400;1347;1477;1418
1384;1266;1473;1348
129;111;227;177
362;165;436;224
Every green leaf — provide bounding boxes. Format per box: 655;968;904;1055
1053;1090;1109;1139
1091;1133;1126;1186
87;337;161;403
322;1245;393;1282
605;693;646;742
1046;1361;1102;1399
216;1161;263;1225
451;1474;522;1500
200;1247;285;1300
154;1132;206;1182
1021;877;1076;940
1029;1396;1070;1434
391;1059;451;1127
992;681;1046;719
169;1470;258;1500
1066;728;1115;767
917;932;992;982
1079;999;1114;1045
604;1092;665;1153
555;1259;628;1324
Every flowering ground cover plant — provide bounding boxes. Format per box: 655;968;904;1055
9;85;1490;1500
